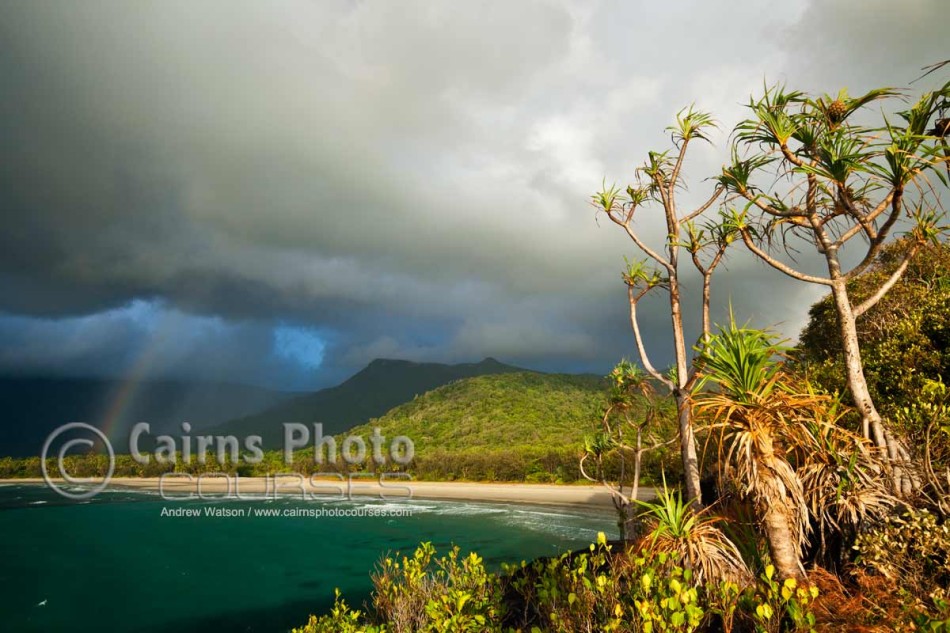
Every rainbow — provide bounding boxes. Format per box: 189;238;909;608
98;316;173;445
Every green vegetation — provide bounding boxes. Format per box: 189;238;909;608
797;238;950;434
291;515;825;632
0;370;680;484
593;105;731;509
207;357;524;448
718;83;948;490
294;317;950;632
354;372;603;451
348;371;676;483
580;361;680;540
294;78;950;631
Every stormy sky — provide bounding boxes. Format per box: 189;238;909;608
0;1;946;390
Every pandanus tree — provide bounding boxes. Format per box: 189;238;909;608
580;360;673;541
694;322;811;582
718;82;950;494
593;108;733;509
695;319;897;581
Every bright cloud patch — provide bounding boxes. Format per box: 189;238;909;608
273;325;326;370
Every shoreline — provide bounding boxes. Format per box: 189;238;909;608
1;477;656;509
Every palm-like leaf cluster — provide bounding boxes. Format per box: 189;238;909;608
636;484;751;586
797;417;896;555
694;319;895;579
723;81;949;252
697;372;813;557
695;320;785;403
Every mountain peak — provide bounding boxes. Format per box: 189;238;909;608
209;355;528;446
366;358;412;367
362;357;516;373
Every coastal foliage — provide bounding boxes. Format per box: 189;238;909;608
581;361;680;540
593;105;732;509
695;317;903;578
695;321;815;582
634;485;749;587
294;499;950;632
0;371;679;485
294;533;826;632
290;77;950;633
796;238;950;451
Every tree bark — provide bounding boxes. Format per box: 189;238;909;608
669;280;703;510
759;464;807;583
829;279;912;494
675;391;702;510
829;281;886;448
617;502;642;543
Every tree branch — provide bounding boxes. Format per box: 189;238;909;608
844;188;904;279
668;139;690;219
780;142;805;168
740;190;806;219
628;285;675;390
700;245;727;342
740;228;833;285
606;210;675;273
854;241;922;317
830;183;874;242
681;186;725;223
834;190;896;248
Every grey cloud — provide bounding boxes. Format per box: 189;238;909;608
0;0;944;385
0;301;323;389
785;0;947;92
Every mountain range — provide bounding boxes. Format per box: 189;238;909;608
205;357;524;448
0;357;524;457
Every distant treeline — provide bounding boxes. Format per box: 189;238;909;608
0;442;680;484
0;371;683;484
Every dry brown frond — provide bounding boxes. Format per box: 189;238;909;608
697;381;818;553
636;486;753;586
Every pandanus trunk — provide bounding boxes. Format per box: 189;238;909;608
829;280;913;494
759;461;806;583
670;280;704;510
676;391;703;509
617;503;642;543
829;281;886;447
618;427;646;542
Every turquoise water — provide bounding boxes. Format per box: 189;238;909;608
0;484;614;632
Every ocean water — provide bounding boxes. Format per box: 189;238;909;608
0;484;615;632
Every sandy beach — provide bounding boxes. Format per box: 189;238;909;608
3;477;657;509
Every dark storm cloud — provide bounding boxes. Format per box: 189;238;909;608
0;0;944;386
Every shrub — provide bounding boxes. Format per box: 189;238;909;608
371;542;508;633
293;532;830;632
853;507;950;627
854;508;950;590
513;533;629;632
292;590;384;633
636;485;751;586
739;564;818;633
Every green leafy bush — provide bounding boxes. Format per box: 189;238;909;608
853;507;950;627
370;542;509;633
739;564;818;633
292;590;384;633
293;529;830;632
